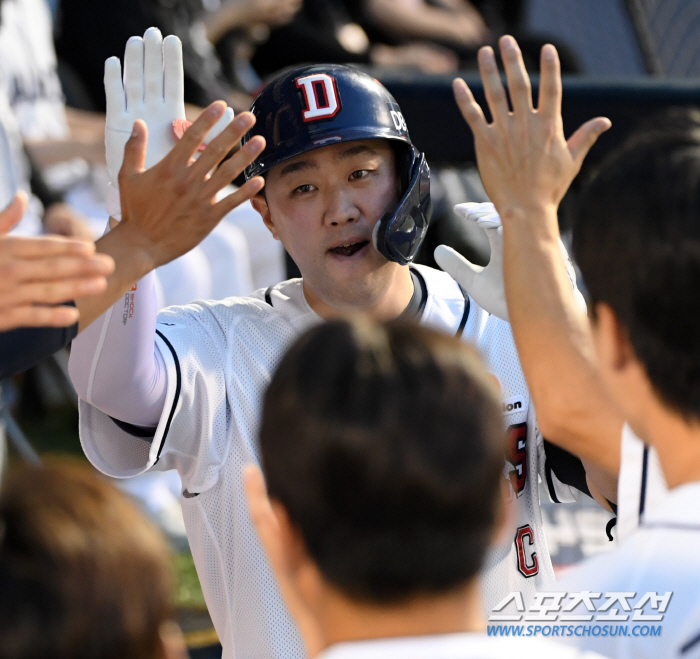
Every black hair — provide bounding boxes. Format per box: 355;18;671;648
259;318;504;603
573;107;700;419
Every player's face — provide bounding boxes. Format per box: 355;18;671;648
252;140;407;312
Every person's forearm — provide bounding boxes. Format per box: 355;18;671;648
503;207;622;475
69;262;166;427
75;221;156;333
367;0;477;45
204;2;253;44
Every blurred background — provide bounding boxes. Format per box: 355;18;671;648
2;0;700;656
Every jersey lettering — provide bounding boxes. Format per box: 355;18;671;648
514;524;539;577
506;422;527;496
295;74;341;122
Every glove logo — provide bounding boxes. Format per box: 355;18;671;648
296;74;341;122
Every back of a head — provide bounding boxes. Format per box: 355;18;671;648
573;108;700;419
259;318;503;603
0;459;173;659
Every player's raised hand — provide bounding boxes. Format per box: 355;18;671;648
104;28;233;219
243;465;324;658
0;192;114;330
113;102;264;270
435;202;587;320
453;36;611;222
435;202;509;321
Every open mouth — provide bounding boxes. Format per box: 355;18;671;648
328;241;369;257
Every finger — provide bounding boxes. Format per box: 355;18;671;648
567;117;612;168
434;244;479;290
189;111;254;176
4;234;96;259
499;35;533;114
0;191;27;234
10;276;108;306
452;78;487;134
5;254;114;284
537;44;561;119
166;101;227;165
119;120;148;181
201;135;265;197
104;56;127;118
453;201;497;222
0;304;80;331
205;107;234;145
478;46;509;123
210;177;265;218
163;34;184;106
143;27;164;104
124;36;145;110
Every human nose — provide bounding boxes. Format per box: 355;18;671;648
323;188;360;227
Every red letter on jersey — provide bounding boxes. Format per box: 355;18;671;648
506;422;527;496
514;524;539;578
295;74;341;122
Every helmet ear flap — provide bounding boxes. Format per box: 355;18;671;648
373;149;432;266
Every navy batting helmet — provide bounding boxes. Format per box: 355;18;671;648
243;64;431;266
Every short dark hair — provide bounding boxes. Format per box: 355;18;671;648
573;108;700;419
0;459;173;659
259;318;504;603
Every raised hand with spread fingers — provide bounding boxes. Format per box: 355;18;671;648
104;27;233;221
444;36;622;489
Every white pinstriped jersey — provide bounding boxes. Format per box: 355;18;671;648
79;265;571;659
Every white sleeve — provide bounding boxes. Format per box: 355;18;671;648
77;303;230;493
68;269;167;427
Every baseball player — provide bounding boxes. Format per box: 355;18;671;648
69;33;610;659
445;34;700;658
244;317;609;659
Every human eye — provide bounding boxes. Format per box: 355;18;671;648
350;169;370;180
292;183;316;195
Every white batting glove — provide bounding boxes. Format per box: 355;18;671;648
104;27;233;220
435;202;509;320
435;202;587;322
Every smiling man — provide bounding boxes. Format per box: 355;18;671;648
69;59;606;659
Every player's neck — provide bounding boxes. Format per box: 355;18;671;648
316;580;485;649
302;266;415;321
636;396;700;489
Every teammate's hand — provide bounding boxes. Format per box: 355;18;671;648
113;102;265;270
104;28;233;220
0;192;114;330
452;36;611;224
436;202;587;320
243;465;324;658
435;202;509;321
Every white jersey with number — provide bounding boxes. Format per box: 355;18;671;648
79;265;561;659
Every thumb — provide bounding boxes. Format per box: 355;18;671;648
434;244;480;290
568;117;611;167
0;191;27;235
119;120;148;182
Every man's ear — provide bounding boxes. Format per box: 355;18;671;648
251;194;280;241
271;501;310;571
593;302;634;372
272;501;325;603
